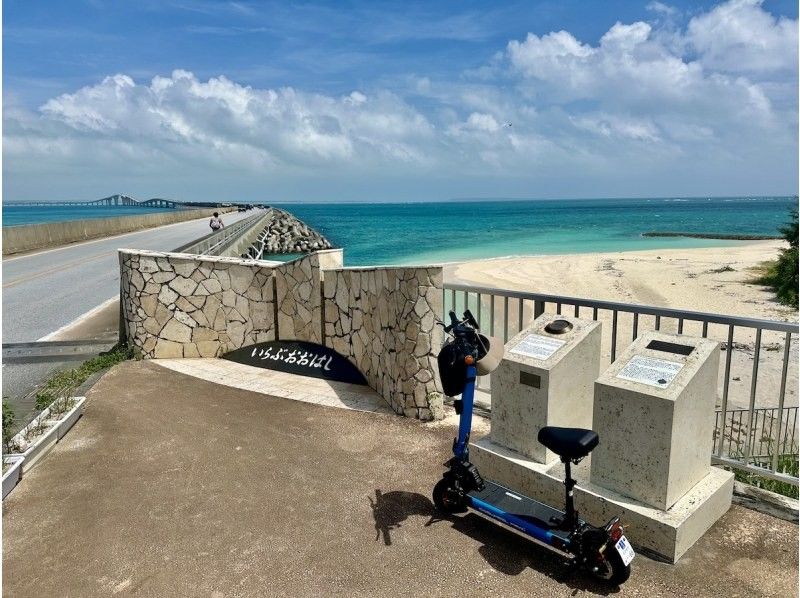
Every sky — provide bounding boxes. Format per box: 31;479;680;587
2;0;798;203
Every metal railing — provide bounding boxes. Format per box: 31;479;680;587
443;283;799;485
715;407;798;462
172;209;271;256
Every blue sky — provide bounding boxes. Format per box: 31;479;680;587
3;0;798;202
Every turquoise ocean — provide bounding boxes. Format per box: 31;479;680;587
3;197;795;266
275;197;796;265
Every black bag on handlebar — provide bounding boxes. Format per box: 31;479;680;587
437;341;468;397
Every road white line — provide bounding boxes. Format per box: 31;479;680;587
37;296;119;341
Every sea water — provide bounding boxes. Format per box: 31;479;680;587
276;197;796;266
3;197;795;266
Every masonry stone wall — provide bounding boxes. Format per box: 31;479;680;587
323;266;444;419
274;250;343;344
120;248;444;419
119;249;275;359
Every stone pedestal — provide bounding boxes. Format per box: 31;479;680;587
491;314;601;464
470;437;733;563
590;332;720;510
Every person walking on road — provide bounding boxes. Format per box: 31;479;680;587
209;212;224;232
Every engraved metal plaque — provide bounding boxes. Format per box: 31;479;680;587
519;371;541;388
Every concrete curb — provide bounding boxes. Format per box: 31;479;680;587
733;481;799;523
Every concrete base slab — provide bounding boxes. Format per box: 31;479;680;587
471;437;734;563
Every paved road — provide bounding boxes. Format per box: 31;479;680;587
1;210;252;407
3;210;251;342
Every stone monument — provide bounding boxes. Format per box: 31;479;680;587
591;331;724;509
491;314;601;464
472;329;734;563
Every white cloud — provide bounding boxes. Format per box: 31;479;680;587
687;0;798;74
647;2;677;16
464;112;501;132
3;0;797;201
29;70;438;170
570;114;661;142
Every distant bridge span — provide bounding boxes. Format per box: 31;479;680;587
4;194;186;209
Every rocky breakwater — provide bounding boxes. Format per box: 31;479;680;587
242;209;333;259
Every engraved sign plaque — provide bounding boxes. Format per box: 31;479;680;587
616;355;684;388
510;334;566;360
223;340;367;384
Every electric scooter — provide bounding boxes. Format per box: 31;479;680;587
433;310;634;586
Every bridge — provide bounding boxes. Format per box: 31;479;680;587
5;194;187;209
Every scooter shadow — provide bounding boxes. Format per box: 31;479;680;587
369;489;623;596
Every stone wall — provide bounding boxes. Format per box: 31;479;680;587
323;266;444;419
120;248;444;419
274;250;343;344
119;249;275;358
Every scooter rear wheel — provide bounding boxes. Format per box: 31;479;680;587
592;548;631;586
433;478;467;514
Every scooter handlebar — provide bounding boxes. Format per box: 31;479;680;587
444;310;482;341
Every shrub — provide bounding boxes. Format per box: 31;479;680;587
2;401;16;446
753;208;798;308
28;345;135;420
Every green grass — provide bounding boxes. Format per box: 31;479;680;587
2;401;16;446
3;345;134;449
731;454;799;500
32;345;134;412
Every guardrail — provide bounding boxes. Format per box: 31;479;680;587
172;209;272;256
443;283;799;485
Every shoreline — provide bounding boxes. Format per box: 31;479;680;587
428;238;776;268
443;240;794;322
642;231;781;240
395;236;783;270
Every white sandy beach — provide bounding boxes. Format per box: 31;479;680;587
444;241;794;323
443;241;798;413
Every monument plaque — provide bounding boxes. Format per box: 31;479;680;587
509;334;565;360
616;355;683;388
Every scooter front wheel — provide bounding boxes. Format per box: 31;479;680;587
433;478;467;514
591;548;631;586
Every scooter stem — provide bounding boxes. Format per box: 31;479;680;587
453;364;477;460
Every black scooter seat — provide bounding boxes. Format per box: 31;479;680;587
538;426;599;460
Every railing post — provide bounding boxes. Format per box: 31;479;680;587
742;328;762;464
534;300;545;319
772;332;792;472
611;310;618;362
717;325;735;456
490;295;495;336
503;297;509;342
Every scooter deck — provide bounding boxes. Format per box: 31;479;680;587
467;480;573;542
